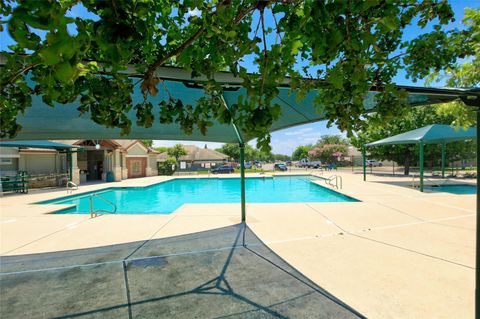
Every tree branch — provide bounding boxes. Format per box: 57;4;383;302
144;1;257;80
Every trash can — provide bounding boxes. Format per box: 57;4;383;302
106;171;114;182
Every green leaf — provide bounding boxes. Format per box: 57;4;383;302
291;40;303;55
54;62;77;83
38;47;61;65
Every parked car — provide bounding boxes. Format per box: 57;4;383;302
211;165;235;174
225;162;239;168
274;163;288;171
253;160;262;168
298;158;322;168
244;162;253;169
366;159;383;167
286;161;292;166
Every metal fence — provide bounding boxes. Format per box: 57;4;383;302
345;156;476;178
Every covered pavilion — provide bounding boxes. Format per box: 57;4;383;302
363;124;477;191
1;67;480;316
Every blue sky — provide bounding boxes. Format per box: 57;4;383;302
1;1;478;154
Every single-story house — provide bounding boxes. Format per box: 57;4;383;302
157;145;228;171
0;139;158;186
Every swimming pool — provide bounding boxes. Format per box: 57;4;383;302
427;184;476;195
41;176;358;214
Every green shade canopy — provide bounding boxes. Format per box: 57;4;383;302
365;124;477;147
2;66;479;142
0;140;81;150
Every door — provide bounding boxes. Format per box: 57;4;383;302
126;157;146;178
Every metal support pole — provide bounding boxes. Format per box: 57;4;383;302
476;109;480;319
362;145;366;182
441;143;446;178
239;143;246;222
67;150;72;181
219;94;246;224
419;141;424;192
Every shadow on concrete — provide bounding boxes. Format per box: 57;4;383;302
0;224;365;318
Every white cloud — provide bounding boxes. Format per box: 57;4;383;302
284;127;314;136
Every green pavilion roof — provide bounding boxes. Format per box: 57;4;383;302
0;140;80;150
2;66;479;142
365;124;476;147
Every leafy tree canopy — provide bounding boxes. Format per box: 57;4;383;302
425;8;480;128
314;135;350;147
216;143;273;162
292;145;312;161
1;1;477;151
351;105;476;175
141;139;153;147
154;146;169;153
309;135;349;162
167;143;188;162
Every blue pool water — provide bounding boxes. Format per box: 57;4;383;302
428;184;476;195
41;176;357;214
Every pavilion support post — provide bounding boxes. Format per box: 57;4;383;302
239;143;246;222
362;145;366;181
441;143;446;178
67;150;72;182
419;141;424;192
219;94;246;224
476;109;480;319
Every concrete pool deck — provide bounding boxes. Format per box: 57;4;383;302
0;171;475;318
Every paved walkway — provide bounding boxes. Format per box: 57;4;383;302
0;171;475;318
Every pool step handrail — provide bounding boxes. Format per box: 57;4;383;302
412;173;447;189
66;181;78;194
325;175;342;189
89;193;117;218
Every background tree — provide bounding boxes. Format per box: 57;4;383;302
273;154;291;161
351;106;476;175
141;139;153;147
315;135;350;146
1;2;476;152
292;145;312;161
309;135;350;163
167;144;188;163
216;143;262;162
154;146;169;153
216;144;241;162
157;157;177;176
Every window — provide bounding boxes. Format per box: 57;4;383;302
0;159;12;165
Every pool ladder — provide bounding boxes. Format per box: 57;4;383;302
325;175;343;189
89;193;117;218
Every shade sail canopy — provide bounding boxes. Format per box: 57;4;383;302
365;124;476;147
2;66;479;142
0;140;81;150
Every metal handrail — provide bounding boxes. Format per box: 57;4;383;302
89;193;117;218
325;175;342;189
66;181;78;194
412;173;448;189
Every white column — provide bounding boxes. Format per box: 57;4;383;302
113;149;122;181
71;152;80;185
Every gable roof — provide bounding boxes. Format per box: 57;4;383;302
50;139;158;153
157;145;228;162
